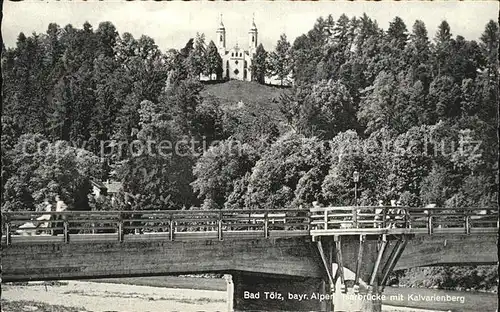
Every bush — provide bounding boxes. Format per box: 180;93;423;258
392;265;498;292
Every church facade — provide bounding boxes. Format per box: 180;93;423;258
216;17;258;81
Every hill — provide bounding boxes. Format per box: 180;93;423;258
201;80;290;122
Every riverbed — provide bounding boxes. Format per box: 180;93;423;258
1;281;227;312
1;280;497;312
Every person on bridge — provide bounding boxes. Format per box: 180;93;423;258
36;199;53;235
53;195;68;235
394;200;406;228
374;200;384;228
387;199;398;228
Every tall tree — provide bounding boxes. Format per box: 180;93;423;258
245;133;329;209
352;14;383;86
112;33;168;148
251;43;267;84
161;78;204;137
45;23;64;68
89;53;120;156
192;140;258;209
290;34;316;84
428;75;461;119
480;20;499;79
449;36;483;81
116;99;197;210
95;21;118;58
357;71;398;134
386;16;409;51
406;20;432;86
354;13;380;50
205;40;223;80
268;33;292;85
46;22;99;143
2;134;101;211
185;32;207;79
379;16;409;73
433;20;453;76
302;80;357;139
317;14;352;81
4;33;49;135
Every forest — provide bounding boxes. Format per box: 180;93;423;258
1;14;498;215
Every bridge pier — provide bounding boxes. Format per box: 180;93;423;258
229;271;388;312
224;274;234;312
331;283;382;312
312;234;409;312
359;287;382;312
231;271;328;311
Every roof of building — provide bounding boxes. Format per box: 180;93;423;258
104;181;123;194
91;180;123;195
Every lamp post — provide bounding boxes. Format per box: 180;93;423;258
353;171;360;206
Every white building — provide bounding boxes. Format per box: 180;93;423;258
216;16;258;81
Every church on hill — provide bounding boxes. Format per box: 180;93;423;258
216;15;258;81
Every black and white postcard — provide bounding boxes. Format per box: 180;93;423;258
1;1;498;312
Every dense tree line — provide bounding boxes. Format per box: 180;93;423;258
194;16;498;210
1;22;223;211
1;16;498;213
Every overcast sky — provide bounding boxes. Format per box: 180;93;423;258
2;1;499;52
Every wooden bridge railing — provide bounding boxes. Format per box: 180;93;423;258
0;209;310;244
309;206;499;235
1;207;498;245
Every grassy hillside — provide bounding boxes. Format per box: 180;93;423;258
201;80;289;120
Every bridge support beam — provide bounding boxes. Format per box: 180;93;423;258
354;234;365;289
381;237;407;291
312;233;422;312
316;239;335;291
314;235;392;312
334;235;346;293
369;235;387;286
224;274;234;312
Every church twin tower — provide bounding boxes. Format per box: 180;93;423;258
216;15;258;81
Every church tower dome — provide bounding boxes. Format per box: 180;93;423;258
216;14;226;51
248;14;258;51
250;19;257;31
218;19;225;31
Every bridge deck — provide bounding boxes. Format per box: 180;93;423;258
1;229;311;245
1;206;498;245
1;207;498;285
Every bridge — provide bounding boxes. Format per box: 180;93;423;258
1;206;498;312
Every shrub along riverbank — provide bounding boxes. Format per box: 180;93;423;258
392;265;498;292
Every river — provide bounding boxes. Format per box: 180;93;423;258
1;280;497;312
